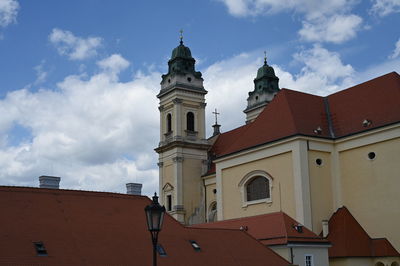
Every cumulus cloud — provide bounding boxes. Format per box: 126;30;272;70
370;0;400;16
0;54;160;195
202;45;355;133
33;60;48;85
389;38;400;59
218;0;363;44
0;0;19;27
281;45;355;94
299;14;362;44
49;28;102;60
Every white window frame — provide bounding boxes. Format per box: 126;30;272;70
305;254;314;266
238;170;273;207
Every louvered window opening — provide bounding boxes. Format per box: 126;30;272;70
246;176;269;201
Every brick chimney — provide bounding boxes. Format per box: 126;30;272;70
126;183;142;195
39;176;61;189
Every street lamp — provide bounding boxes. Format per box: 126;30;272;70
145;193;166;266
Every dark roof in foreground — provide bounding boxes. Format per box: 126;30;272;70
0;186;290;266
210;72;400;159
326;206;400;258
193;212;329;246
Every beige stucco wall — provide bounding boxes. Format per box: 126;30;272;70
308;150;333;233
330;257;373;266
330;257;400;266
292;246;329;266
270;246;290;262
204;180;217;220
220;151;296;220
339;137;400;251
182;157;205;223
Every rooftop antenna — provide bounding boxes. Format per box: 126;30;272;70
179;29;184;45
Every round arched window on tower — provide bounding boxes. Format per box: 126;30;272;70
186;112;195;131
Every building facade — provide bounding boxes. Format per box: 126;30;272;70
155;39;400;259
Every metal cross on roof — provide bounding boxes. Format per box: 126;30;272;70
212;108;220;124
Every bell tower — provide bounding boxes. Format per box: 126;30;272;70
244;52;280;123
155;34;209;224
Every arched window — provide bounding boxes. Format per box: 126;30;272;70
208;201;217;222
238;170;272;206
186;112;194;131
246;176;270;201
391;262;399;266
375;262;384;266
166;113;172;133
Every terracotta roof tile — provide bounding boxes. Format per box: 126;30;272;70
0;186;290;266
325;206;400;258
193;212;328;246
211;72;400;158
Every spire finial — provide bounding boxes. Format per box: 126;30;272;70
212;108;220;125
179;29;184;45
264;51;267;65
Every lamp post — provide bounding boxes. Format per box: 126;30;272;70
145;193;166;266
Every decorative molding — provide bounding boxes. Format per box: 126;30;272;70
199;102;207;108
162;182;174;192
172;156;184;163
157;162;164;167
173;98;183;104
174;205;185;211
158;105;164;111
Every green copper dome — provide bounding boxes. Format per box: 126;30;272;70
163;40;202;80
171;42;193;60
256;63;277;80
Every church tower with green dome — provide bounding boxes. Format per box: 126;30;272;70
155;33;209;224
244;54;280;122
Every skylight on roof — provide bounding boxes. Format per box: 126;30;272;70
189;240;201;251
33;241;48;256
157;244;167;257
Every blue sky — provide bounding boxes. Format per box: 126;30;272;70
0;0;399;195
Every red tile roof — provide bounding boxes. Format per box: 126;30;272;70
193;212;328;246
0;186;290;266
211;72;400;158
325;206;400;258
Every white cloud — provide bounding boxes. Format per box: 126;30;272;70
283;44;355;94
49;28;102;60
0;0;19;27
370;0;400;16
218;0;362;44
0;54;160;195
97;54;130;75
202;45;355;134
299;14;362;44
33;60;48;85
389;38;400;59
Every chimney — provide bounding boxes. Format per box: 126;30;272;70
322;220;329;238
39;175;61;189
126;183;142;195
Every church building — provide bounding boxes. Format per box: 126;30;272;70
155;36;400;260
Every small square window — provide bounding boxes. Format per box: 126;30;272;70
33;242;48;256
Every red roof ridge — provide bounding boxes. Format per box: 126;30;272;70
328;71;400;97
326;206;400;258
0;185;149;200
